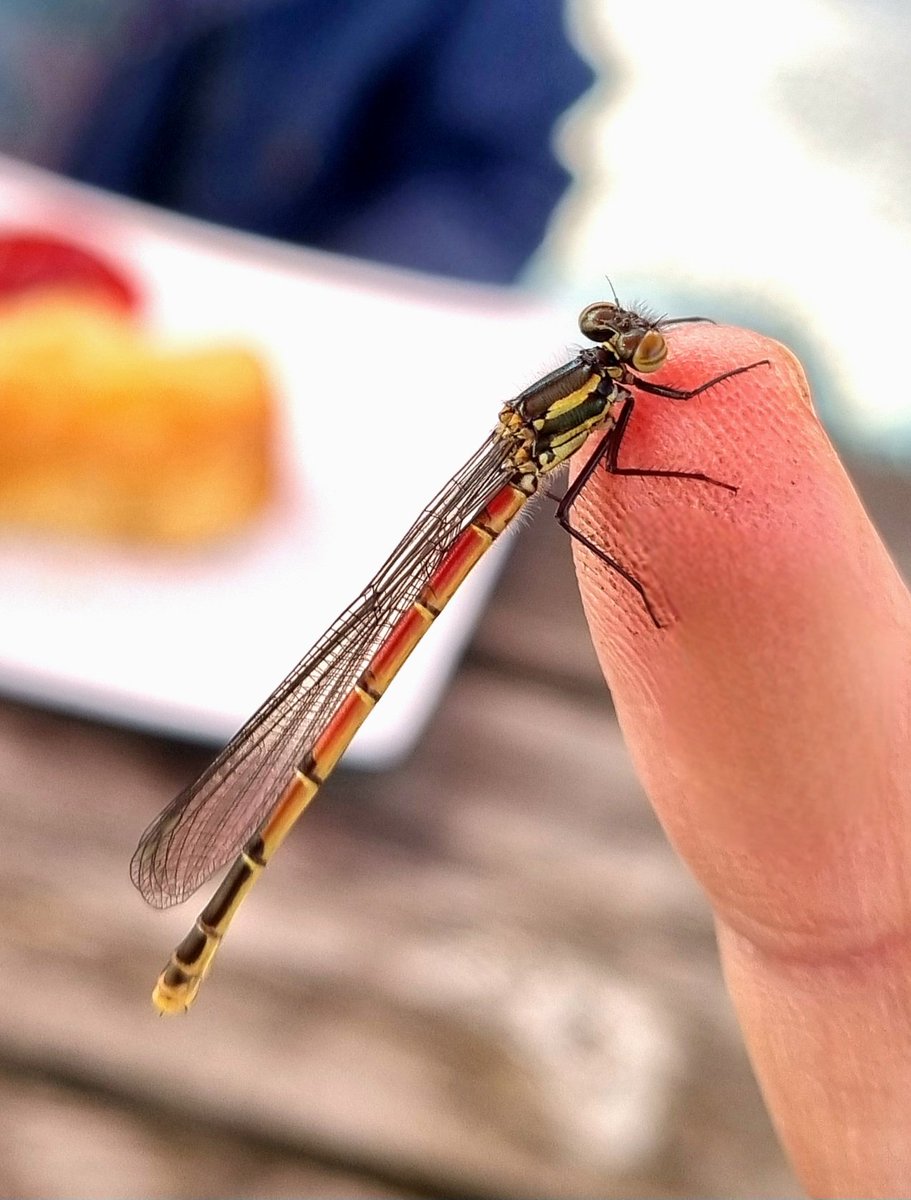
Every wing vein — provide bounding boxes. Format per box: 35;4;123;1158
131;432;514;907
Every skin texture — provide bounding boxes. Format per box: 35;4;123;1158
570;322;911;1197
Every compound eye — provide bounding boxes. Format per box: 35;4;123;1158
632;329;667;373
578;302;618;343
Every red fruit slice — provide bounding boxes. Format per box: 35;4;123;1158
0;231;140;312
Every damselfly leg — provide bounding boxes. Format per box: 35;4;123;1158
556;357;768;625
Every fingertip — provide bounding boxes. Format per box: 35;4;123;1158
571;319;911;1196
571;322;911;950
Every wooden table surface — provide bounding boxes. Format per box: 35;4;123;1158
0;455;906;1200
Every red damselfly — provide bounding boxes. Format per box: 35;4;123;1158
132;299;764;1012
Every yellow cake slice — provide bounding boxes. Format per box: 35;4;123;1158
0;293;276;543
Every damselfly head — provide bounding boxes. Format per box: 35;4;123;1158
578;301;668;375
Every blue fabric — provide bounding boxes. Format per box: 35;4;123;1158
55;0;593;283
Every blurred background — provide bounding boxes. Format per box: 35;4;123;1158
0;1;907;1196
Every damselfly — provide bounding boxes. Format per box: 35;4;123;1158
132;300;764;1013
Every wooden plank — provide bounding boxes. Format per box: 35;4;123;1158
0;1067;418;1199
0;668;796;1198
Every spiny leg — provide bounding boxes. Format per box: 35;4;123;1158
559;513;662;627
555;374;745;624
606;357;770;488
632;358;769;402
555;416;661;627
555;356;766;621
602;393;736;493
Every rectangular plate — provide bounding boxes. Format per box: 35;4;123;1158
0;157;568;767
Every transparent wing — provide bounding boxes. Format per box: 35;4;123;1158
131;432;513;908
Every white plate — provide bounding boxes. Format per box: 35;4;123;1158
0;157;570;767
